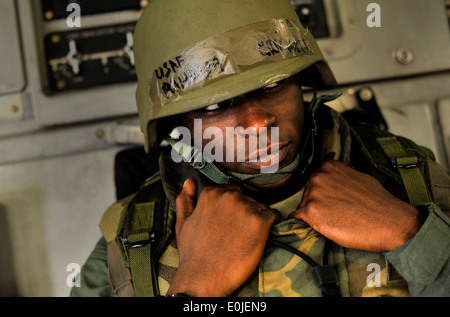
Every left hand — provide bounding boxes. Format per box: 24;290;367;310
289;160;423;252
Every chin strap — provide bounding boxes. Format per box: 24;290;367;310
228;153;300;184
164;88;343;186
164;137;233;184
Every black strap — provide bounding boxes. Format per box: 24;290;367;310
315;239;340;297
268;236;340;297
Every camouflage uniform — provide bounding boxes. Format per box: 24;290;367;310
71;106;450;297
70;0;450;298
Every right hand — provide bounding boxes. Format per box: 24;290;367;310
167;179;280;297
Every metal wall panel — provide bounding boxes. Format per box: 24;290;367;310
0;0;25;95
0;147;125;296
321;0;450;85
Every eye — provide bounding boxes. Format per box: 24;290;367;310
202;99;234;113
204;103;220;112
263;82;278;90
262;79;286;91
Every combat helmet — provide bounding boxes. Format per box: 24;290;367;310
134;0;337;153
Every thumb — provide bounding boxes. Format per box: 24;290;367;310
175;179;197;227
288;186;308;220
269;208;282;225
288;202;307;221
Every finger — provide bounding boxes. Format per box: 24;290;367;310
250;203;282;225
175;179;197;226
296;184;310;210
322;151;351;167
288;204;306;221
269;208;282;224
220;183;243;194
201;182;243;196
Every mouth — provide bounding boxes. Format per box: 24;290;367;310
243;143;290;170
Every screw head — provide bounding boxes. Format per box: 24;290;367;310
394;48;414;65
45;10;54;20
10;104;20;113
359;88;373;101
96;129;105;138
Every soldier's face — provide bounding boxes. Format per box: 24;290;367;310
181;75;305;189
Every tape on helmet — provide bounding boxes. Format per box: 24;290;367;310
133;0;337;152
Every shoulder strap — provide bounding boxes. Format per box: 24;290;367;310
349;123;434;207
118;174;176;297
99;194;137;297
100;194;135;244
101;174;176;297
376;136;432;206
106;239;136;296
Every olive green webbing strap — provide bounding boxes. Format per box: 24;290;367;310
165;137;232;184
377;136;432;206
124;203;157;297
107;241;136;296
127;232;155;297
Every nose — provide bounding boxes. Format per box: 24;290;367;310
237;98;276;136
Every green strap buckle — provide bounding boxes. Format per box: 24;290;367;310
391;156;423;169
377;136;432;206
123;232;156;249
123;231;157;297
